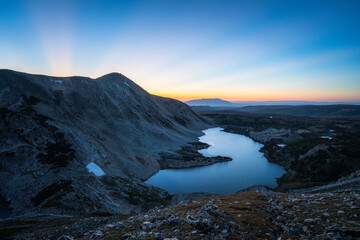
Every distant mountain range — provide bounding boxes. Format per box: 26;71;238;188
186;98;235;107
187;98;360;118
185;98;360;107
238;105;360;118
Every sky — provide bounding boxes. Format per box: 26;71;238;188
0;0;360;102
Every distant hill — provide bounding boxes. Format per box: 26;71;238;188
237;105;360;118
186;99;360;108
185;98;235;107
233;101;360;106
189;106;236;112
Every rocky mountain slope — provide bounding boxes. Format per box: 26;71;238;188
0;69;211;217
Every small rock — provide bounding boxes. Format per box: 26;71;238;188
323;212;330;217
221;229;228;235
87;230;103;239
57;236;73;240
277;216;286;222
115;222;125;229
155;234;165;240
304;218;315;223
167;216;180;226
121;233;136;239
337;210;345;214
193;219;212;231
105;224;115;229
142;221;154;230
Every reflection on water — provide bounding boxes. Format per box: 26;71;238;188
146;127;286;194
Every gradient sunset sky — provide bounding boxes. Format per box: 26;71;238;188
1;0;360;101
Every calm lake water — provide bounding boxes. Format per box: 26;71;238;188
146;127;285;194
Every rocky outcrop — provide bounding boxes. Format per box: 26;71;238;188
5;190;358;240
2;173;360;239
157;142;231;169
78;191;360;240
249;128;299;143
289;170;360;194
0;69;211;216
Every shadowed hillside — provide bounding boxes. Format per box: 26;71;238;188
0;69;211;217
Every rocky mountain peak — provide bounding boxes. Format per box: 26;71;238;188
0;69;211;217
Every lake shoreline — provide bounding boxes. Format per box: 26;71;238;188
143;141;232;182
146;127;285;194
200;110;360;192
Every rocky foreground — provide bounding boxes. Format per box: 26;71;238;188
3;177;360;240
77;192;360;240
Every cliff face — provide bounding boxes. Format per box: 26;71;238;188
0;70;211;216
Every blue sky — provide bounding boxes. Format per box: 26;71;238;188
0;0;360;101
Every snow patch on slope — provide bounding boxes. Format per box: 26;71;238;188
50;79;64;84
321;136;332;140
86;162;105;176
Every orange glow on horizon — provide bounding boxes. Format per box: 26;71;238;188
151;92;360;103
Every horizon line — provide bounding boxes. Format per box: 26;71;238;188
2;68;359;103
